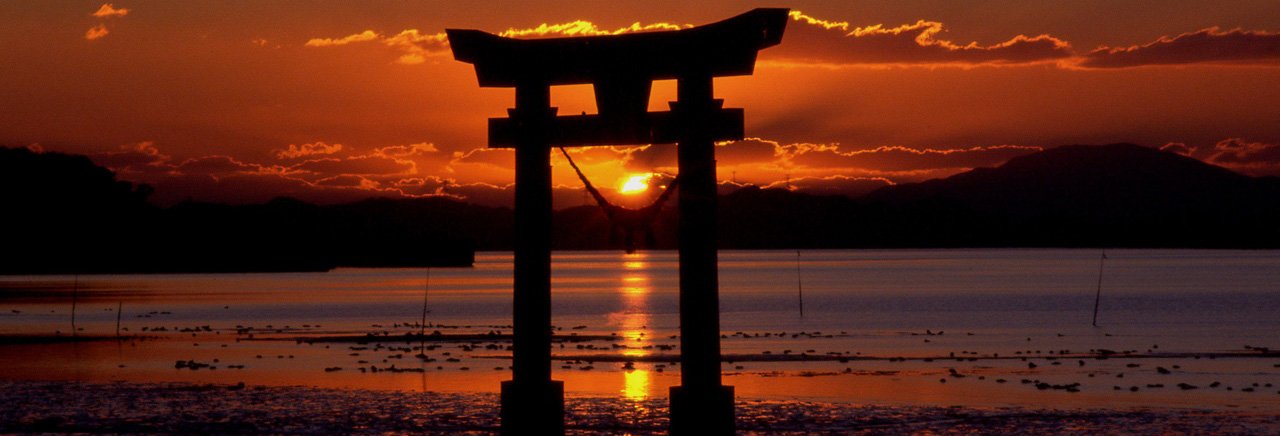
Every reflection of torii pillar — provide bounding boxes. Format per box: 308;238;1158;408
447;9;787;435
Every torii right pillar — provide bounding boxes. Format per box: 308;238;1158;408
669;73;735;434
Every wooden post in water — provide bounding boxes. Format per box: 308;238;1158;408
1092;251;1107;327
796;250;805;318
420;268;431;337
116;301;123;338
71;275;78;337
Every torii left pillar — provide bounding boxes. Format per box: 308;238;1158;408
499;82;565;434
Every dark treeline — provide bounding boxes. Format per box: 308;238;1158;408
3;143;1278;274
0;147;482;274
564;144;1280;250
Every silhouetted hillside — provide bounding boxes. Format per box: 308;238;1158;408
1;147;159;273
4;143;1278;274
857;144;1280;247
0;147;477;274
557;144;1280;249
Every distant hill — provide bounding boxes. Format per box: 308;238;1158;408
855;143;1280;247
3;143;1277;274
557;143;1280;249
0;147;477;274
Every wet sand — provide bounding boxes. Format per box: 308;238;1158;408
3;249;1279;430
3;380;1277;434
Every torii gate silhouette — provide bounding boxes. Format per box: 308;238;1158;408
447;9;788;435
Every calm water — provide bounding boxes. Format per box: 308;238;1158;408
2;249;1278;410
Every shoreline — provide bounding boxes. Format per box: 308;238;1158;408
3;380;1277;433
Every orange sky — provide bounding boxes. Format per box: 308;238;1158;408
3;1;1279;207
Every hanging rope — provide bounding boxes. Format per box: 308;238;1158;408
558;147;679;253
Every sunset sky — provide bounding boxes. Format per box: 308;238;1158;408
4;1;1279;207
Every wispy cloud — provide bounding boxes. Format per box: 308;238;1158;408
762;175;894;198
85;24;110;41
305;20;685;65
771;11;1073;67
305;29;449;64
497;21;685;38
304;30;380;47
1080;27;1280;68
274;142;344;159
787;144;1044;171
91;4;129;18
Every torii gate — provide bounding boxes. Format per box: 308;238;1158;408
447;9;788;435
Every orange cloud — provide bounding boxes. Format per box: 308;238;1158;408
85;24;110;41
1203;138;1280;176
762;175;894;198
274;142;344;159
1160;142;1195;156
176;155;265;178
451;148;513;167
373;142;438;158
306;20;685;65
304;30;379;47
305;29;449;64
787;144;1043;171
771;11;1073;66
290;155;414;178
497;21;685;38
90;142;172;174
1080;27;1280;68
91;4;129;18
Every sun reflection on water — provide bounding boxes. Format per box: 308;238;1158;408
617;253;652;401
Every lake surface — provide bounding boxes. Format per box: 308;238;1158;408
2;249;1278;411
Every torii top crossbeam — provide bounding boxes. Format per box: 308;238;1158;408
446;8;788;148
446;8;788;87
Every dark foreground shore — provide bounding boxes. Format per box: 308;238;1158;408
3;381;1276;434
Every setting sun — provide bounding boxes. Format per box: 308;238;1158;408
618;174;652;195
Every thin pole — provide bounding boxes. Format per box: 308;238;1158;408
796;250;804;317
1092;251;1106;327
71;275;78;337
115;301;123;338
420;268;431;337
419;268;430;364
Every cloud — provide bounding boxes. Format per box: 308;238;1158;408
91;4;129;18
762;175;894;198
274;142;344;159
290;155;414;177
787;144;1042;171
304;30;380;47
770;11;1073;66
305;29;449;65
1160;142;1195;156
451;148;513;167
716;138;785;166
176;155;264;177
85;24;110;41
306;20;685;65
89;142;173;174
1080;27;1280;68
373;142;438;158
84;142;461;206
496;21;685;38
315;174;380;190
1202;138;1280;176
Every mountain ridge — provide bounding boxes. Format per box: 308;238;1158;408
2;142;1277;274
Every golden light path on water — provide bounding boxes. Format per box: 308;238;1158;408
617;253;651;401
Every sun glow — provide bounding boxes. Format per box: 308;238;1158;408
618;253;652;401
618;174;652;195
